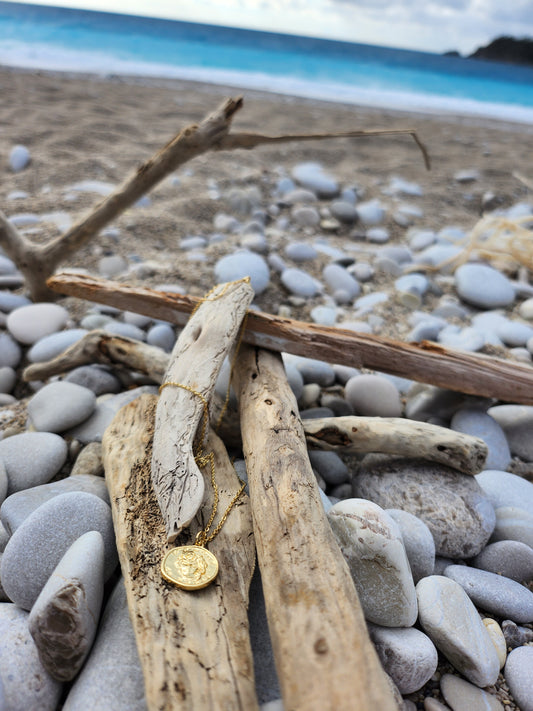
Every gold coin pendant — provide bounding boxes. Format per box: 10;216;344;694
161;545;219;590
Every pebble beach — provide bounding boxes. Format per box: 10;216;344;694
1;65;533;710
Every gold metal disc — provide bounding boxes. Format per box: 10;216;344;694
161;545;219;590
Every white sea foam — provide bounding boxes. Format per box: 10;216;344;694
2;40;533;125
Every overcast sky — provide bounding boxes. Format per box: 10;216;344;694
11;0;533;54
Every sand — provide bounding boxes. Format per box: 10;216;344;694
2;65;533;336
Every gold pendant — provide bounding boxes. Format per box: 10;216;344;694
161;545;219;590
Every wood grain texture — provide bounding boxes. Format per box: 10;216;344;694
48;272;533;404
102;394;257;711
303;415;488;475
22;329;169;383
232;345;398;711
151;279;253;542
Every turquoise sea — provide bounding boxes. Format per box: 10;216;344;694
1;1;533;123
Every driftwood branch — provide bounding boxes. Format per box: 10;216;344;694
102;394;257;711
303;416;487;475
1;96;428;301
232;345;397;710
22;329;169;383
221;128;430;169
152;279;253;542
48;273;533;404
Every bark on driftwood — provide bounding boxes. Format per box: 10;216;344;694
303;416;487;475
152;279;254;542
102;394;257;711
232;345;397;711
1;97;428;301
48;272;533;404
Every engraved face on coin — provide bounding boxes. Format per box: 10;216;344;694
161;545;219;590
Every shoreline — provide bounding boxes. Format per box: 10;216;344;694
3;63;533;132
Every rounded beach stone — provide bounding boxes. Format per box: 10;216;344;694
491;505;533;548
353;456;495;558
62;579;147;711
330;200;358;224
71;442;104;478
308;450;349;487
146;323;175;351
0;461;7;506
289;356;335;387
476;469;533;511
291;162;339;198
0;431;68;495
0;332;22;368
27;329;88;363
497;320;533;347
291;205;320;227
440;673;503;711
323;263;360;300
444;564;533;623
1;491;117;610
504;646;533;711
28;381;96;433
214;251;270;294
102;320;146;341
416;575;500;687
367;623;438;694
6;302;69;345
65;365;122;395
454;264;515;309
281;267;322;297
28;531;105;682
487;404;533;461
0;603;62;710
502;619;533;649
98;255;128;277
356;198;386;224
327;499;418;627
386;509;435;583
284;241;318;261
0;474;110;534
344;374;402;417
471;540;533;583
0;366;16;394
482;618;507;669
451;410;510;471
9;144;31;172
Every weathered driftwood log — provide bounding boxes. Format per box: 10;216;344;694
22;329;169;383
48;272;533;404
1;96;428;301
102;394;257;711
152;279;254;542
232;345;397;710
303;416;488;475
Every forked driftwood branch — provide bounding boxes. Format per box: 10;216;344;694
0;96;429;301
152;279;254;542
102;394;257;711
232;345;397;710
48;273;533;404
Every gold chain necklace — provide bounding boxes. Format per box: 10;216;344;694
158;280;249;591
